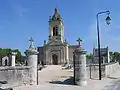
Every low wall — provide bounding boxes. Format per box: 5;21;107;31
105;62;119;77
0;66;32;88
86;62;119;79
86;64;105;79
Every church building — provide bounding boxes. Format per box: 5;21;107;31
37;8;79;65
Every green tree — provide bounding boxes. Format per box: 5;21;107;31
109;51;120;63
86;53;94;60
109;52;114;62
113;52;120;63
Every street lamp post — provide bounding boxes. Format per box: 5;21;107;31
96;11;111;80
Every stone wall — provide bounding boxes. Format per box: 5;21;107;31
86;64;105;79
0;66;32;88
105;62;119;77
86;65;99;79
86;62;119;79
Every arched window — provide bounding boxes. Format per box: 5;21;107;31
53;26;58;36
53;27;56;36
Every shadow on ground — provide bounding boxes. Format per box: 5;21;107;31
49;76;74;85
90;78;99;80
108;77;119;79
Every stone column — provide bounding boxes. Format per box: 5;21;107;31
8;52;17;66
25;37;39;85
11;52;17;66
107;47;110;63
64;40;69;64
63;46;65;64
43;47;46;65
74;38;87;86
65;44;69;64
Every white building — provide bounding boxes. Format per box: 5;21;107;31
93;46;110;64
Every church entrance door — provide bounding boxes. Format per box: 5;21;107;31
52;54;58;65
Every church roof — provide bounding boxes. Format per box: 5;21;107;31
69;45;78;47
68;45;78;49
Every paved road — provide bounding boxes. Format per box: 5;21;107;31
113;79;120;90
38;65;73;85
102;73;120;90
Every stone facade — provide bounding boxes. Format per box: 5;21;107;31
38;8;77;65
93;46;110;64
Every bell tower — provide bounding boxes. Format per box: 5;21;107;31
48;8;64;43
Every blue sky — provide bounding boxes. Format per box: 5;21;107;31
0;0;120;55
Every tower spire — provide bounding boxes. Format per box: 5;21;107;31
49;7;64;42
52;7;61;21
55;7;58;13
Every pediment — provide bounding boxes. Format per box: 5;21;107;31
47;40;63;46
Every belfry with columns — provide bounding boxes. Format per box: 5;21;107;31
37;8;81;65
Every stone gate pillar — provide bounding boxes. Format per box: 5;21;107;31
25;37;39;85
73;38;87;86
8;52;17;66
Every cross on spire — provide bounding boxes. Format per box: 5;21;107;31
76;38;82;46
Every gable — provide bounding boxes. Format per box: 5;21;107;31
47;40;63;46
